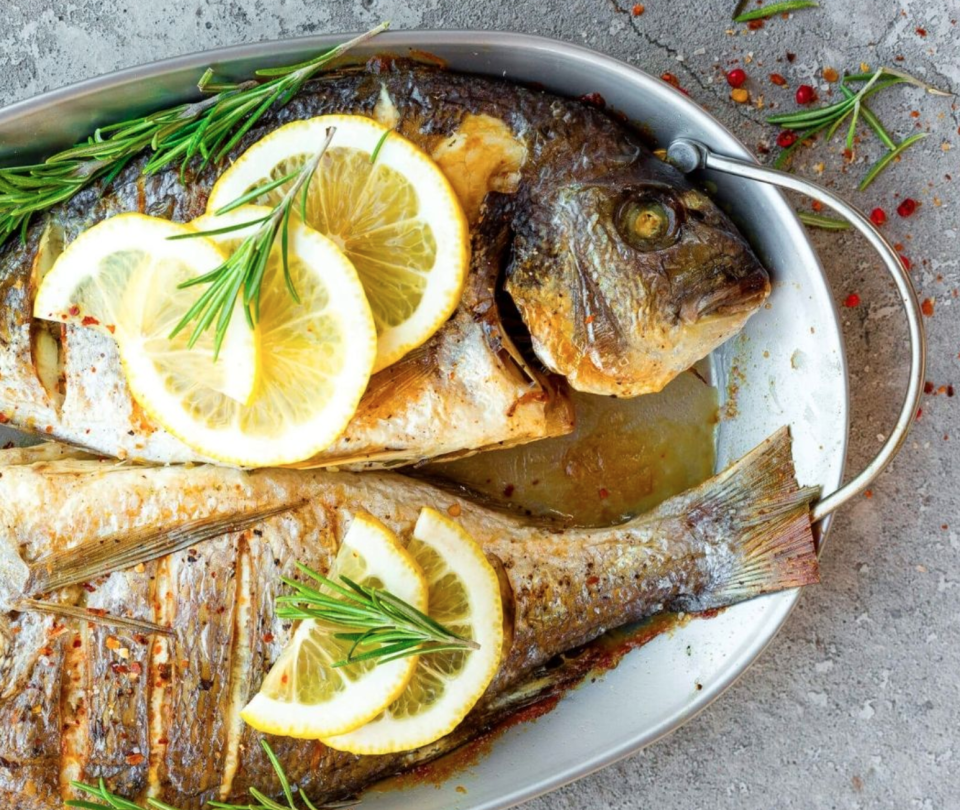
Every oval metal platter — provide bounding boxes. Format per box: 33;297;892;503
0;30;849;810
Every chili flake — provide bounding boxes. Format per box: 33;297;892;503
661;72;681;88
632;3;645;14
81;315;100;327
598;488;610;499
924;381;935;395
769;73;788;86
822;67;839;82
900;255;912;271
921;298;935;317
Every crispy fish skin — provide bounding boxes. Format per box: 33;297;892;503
0;59;766;461
0;429;817;807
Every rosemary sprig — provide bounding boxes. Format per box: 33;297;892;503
733;0;818;23
0;23;387;247
66;740;354;810
277;562;480;667
768;67;951;184
166;128;334;354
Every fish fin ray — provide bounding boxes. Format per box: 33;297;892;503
17;598;175;636
26;499;305;594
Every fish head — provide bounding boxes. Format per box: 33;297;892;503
505;168;770;396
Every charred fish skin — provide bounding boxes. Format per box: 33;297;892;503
0;429;816;807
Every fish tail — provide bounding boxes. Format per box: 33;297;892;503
676;426;820;611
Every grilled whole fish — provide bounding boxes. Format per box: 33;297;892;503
0;59;767;464
0;429;816;808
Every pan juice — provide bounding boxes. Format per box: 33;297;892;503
429;362;718;527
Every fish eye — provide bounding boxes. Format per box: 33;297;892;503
615;193;682;251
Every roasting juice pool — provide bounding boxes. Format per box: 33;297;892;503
427;361;719;527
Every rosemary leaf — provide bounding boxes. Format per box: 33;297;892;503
733;0;818;23
797;210;850;230
858;133;929;191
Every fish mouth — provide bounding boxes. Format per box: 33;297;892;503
683;268;771;322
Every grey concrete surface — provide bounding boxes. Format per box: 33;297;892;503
1;1;958;808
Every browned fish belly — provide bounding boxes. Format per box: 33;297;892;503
0;429;815;808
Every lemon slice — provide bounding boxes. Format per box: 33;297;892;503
323;507;504;755
32;213;260;454
206;114;469;372
186;205;376;466
241;513;429;739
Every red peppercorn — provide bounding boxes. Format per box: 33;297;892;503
900;254;912;271
843;293;861;308
869;207;887;226
776;130;798;148
727;68;747;88
897;198;917;217
795;84;817;104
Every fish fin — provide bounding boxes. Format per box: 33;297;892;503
26;500;305;595
674;426;820;611
17;598;175;636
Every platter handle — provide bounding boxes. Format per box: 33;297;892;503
667;138;925;523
